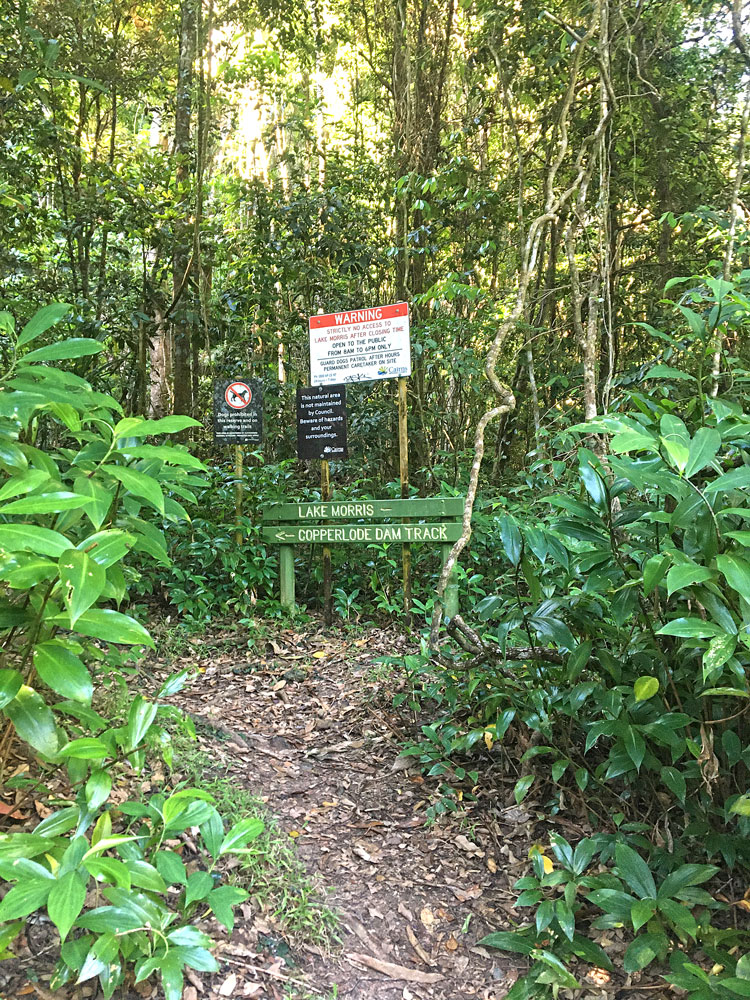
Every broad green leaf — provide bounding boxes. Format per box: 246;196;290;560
0;491;93;515
104;466;164;514
84;858;131;889
51;608;154;647
219;816;264;855
631;898;657;932
0;524;73;557
155;850;187;886
47;871;87;941
207;885;247;933
656;618;722;638
666;563;714;596
513;774;534;805
717;554;750;599
58;550;106;625
0;878;53;920
116;444;204;469
703;634;737;681
127;696;158;750
0;440;28;471
662;438;689;473
643;364;695;381
685;428;720;478
85;770;112;810
624;726;646;770
77;530;135;568
114;415;201;438
33;642;92;704
615;843;656;900
500;516;522;566
4;685;59;757
704;466;750;493
185;870;213;906
20;338;102;364
643;553;670;596
623;933;664;973
72;476;112;529
58;737;111;760
0;670;23;710
0;468;50;502
126;861;167;893
16;303;72;348
477;931;535;956
4;555;57;589
634;676;659;702
661;766;687;804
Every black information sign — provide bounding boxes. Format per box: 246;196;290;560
213;378;263;445
297;385;347;461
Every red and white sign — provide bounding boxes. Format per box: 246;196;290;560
225;381;252;409
309;302;410;386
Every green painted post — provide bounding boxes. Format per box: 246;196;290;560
279;544;295;610
442;543;459;620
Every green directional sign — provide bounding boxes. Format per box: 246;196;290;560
262;497;463;522
262;521;462;545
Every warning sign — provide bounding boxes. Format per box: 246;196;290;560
309;303;410;386
297;385;347;461
214;378;263;445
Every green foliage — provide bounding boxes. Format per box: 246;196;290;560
0;305;260;998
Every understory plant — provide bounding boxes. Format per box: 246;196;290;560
0;304;262;998
398;271;750;992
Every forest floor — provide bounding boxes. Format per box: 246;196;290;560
4;617;660;1000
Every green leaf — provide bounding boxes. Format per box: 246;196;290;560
685;428;721;478
58;737;111;760
127;696;158;750
660;766;687;804
736;954;750;980
623;933;664;973
643;364;695;381
0;468;49;502
155;850;187;886
33;642;92;704
58;550;106;626
47;871;87;941
4;685;59;757
703;634;737;681
113;415;200;438
500;516;522;566
624;726;646;770
104;466;164;514
477;931;535;956
206;885;247;932
704;466;750;493
219;816;264;855
0;524;72;557
631;898;656;932
52;609;154;648
16;304;72;348
77;530;135;568
72;476;112;529
126;861;167;893
0;669;23;709
85;858;131;889
634;676;659;702
513;774;534;804
0;491;93;515
615;844;656;900
185;870;213;906
159;952;185;1000
643;553;670;596
0;878;53;920
666;562;714;596
21;338;102;364
717;554;750;599
656;618;722;638
85;770;112;810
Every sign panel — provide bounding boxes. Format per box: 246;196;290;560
262;522;463;545
297;385;347;461
213;378;263;445
309;303;410;386
263;498;464;522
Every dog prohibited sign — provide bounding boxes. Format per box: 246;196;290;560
309;302;410;386
214;378;263;444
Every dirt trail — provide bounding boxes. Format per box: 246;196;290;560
163;620;538;1000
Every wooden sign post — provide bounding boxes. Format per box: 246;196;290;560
398;377;411;619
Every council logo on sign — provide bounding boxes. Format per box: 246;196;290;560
225;382;252;409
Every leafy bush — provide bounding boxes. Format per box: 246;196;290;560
0;304;261;998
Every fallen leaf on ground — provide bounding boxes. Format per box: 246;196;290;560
420;906;436;930
348;952;444;984
451;883;483;901
455;834;484;857
219;973;238;997
406;924;435;966
445;935;459;951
